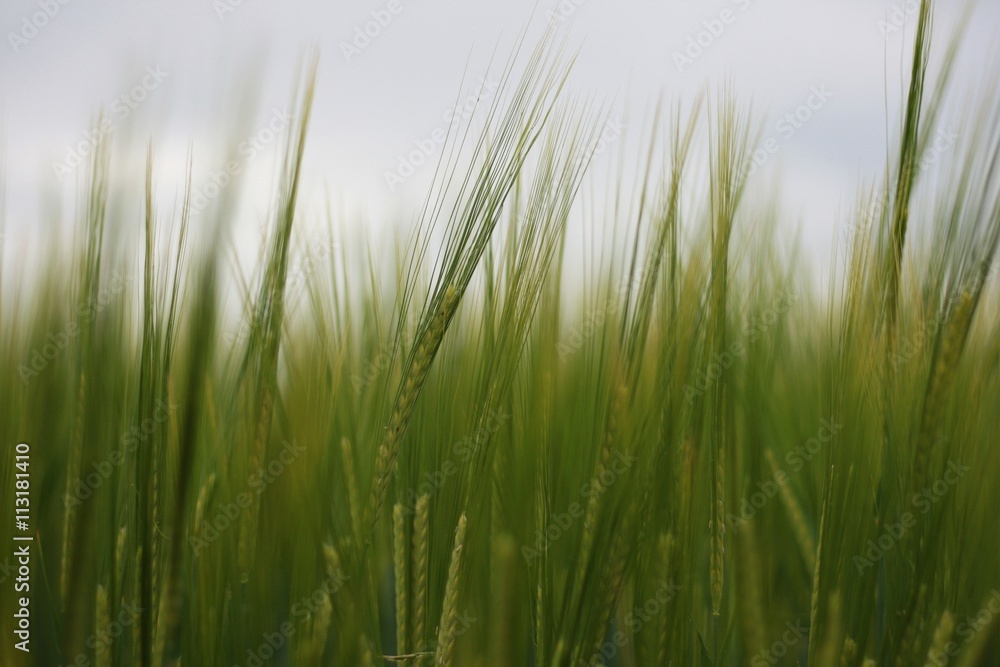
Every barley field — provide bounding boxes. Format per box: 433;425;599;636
2;2;1000;666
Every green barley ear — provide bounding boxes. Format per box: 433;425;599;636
393;502;409;657
582;528;629;666
323;541;343;582
910;290;975;501
710;445;726;616
412;494;430;658
955;602;996;667
322;540;352;630
577;379;628;590
192;472;216;545
435;513;468;667
881;0;933;346
923;610;953;667
238;388;273;582
360;636;376;667
302;589;333;663
114;526;127;597
840;637;858;667
366;285;460;539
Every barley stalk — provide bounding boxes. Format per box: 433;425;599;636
60;372;86;609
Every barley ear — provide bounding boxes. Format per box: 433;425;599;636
412;494;430;657
393;503;409;656
192;472;217;546
435;513;467;667
922;610;954;667
366;285;459;537
710;445;726;616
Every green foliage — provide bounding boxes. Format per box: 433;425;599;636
2;4;1000;665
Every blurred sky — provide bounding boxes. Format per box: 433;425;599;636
1;0;998;287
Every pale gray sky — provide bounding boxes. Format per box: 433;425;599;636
1;0;998;285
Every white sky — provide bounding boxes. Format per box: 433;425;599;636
1;0;998;288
